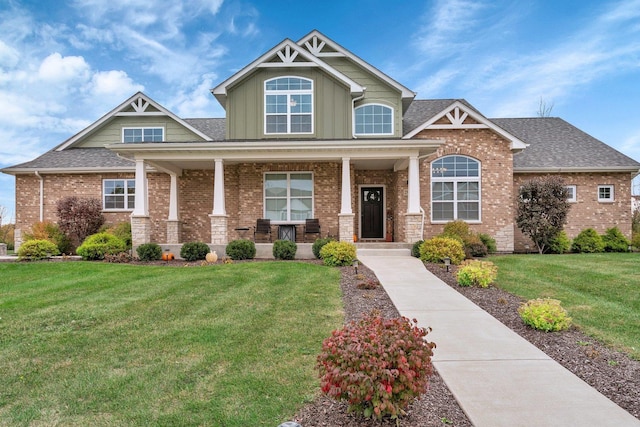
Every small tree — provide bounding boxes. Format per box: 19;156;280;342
516;176;571;254
56;197;105;249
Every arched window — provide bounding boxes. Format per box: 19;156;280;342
264;77;313;134
354;104;393;135
431;155;481;221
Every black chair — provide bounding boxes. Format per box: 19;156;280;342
303;219;321;242
254;219;272;242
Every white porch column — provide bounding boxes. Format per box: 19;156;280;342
168;173;179;221
407;156;421;214
212;158;226;215
340;157;352;214
132;159;148;217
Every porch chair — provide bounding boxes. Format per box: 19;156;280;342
303;218;321;242
254;218;272;242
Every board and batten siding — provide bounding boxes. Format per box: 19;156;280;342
226;68;351;140
76;116;206;147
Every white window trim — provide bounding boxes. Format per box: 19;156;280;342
354;103;394;136
263;171;314;223
103;179;135;211
264;76;314;135
566;185;577;203
430;155;482;223
122;126;165;143
598;185;614;202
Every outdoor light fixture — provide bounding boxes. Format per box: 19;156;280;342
353;259;359;275
443;257;451;272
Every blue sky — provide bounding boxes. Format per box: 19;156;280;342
1;0;640;223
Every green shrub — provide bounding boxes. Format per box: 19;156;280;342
602;227;630;252
17;239;60;260
411;240;424;258
273;239;297;260
632;232;640;250
518;298;572;332
419;237;465;265
319;241;357;266
456;260;498;288
180;242;211;261
312;237;335;259
571;228;604;253
225;239;256;260
101;222;132;249
317;314;435;420
442;220;473;243
478;233;497;254
547;230;571;254
466;237;488;258
136;243;163;261
76;233;126;260
23;221;72;254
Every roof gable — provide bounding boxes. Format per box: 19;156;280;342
403;100;528;151
55;92;213;151
211;38;364;107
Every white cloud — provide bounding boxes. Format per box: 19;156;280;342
38;52;90;82
0;40;20;68
168;73;223;118
90;70;144;100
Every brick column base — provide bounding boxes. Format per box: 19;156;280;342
131;216;151;248
404;213;423;243
209;214;228;245
165;220;182;244
338;213;355;242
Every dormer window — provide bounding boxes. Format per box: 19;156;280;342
123;127;164;143
265;77;313;134
354;104;393;135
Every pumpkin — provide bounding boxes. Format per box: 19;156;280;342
162;251;175;261
205;251;218;263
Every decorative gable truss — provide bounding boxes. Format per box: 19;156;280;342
403;100;528;151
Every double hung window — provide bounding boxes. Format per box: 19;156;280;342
431;155;480;221
123;127;164;143
264;172;313;222
103;179;135;210
265;77;313;134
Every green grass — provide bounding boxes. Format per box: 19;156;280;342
0;262;343;426
488;253;640;360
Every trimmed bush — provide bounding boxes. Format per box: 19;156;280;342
319;241;357;267
317;314;435;420
273;239;297;260
602;227;630;252
101;222;132;249
419;237;465;265
632;232;640;250
23;221;73;254
17;239;60;260
76;233;126;260
457;260;498;288
547;230;571;254
225;239;256;260
136;243;163;261
411;240;424;258
441;220;473;243
56;196;105;248
518;298;572;332
571;228;604;253
478;233;497;254
466;237;488;258
312;237;334;259
180;242;211;261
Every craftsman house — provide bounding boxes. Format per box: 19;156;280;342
3;30;639;253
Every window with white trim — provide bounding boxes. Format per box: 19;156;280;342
598;185;614;202
103;179;135;210
354;104;393;135
123;127;164;143
566;185;577;203
264;172;313;222
431;155;480;221
264;77;313;134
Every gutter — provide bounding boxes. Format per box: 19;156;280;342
351;88;366;139
35;171;43;222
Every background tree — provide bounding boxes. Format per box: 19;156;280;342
0;205;15;247
537;97;554;117
56;197;105;249
516;176;571;254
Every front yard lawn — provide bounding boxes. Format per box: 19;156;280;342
489;253;640;360
0;261;343;426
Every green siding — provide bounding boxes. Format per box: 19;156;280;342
227;68;351;140
77;116;206;147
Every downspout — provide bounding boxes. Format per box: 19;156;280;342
419;206;426;241
35;171;44;221
351;88;366;139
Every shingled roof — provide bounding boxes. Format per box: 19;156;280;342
492;117;640;172
3;147;134;173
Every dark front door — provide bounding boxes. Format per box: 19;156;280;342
361;187;384;239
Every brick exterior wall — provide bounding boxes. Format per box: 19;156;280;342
414;128;516;252
513;172;634;251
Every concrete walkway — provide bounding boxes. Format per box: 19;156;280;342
357;250;640;427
